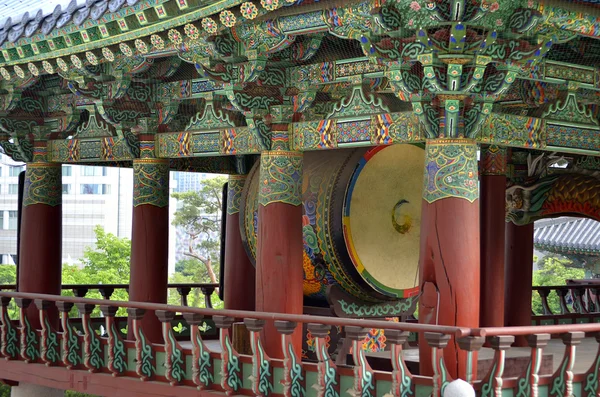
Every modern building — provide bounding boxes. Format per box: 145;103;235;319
0;153;212;271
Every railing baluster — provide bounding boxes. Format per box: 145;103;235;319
537;289;553;315
200;286;215;309
583;333;600;397
386;330;413;397
515;334;550;397
156;310;186;386
457;336;485;384
73;287;89;299
75;303;104;373
56;302;82;369
14;298;38;363
0;297;19;360
346;326;375;397
572;288;587;314
214;315;242;395
307;323;340;397
274;321;305;397
556;289;571;314
99;287;115;301
183;313;214;390
478;336;513;397
550;332;584;397
126;308;155;381
100;305;127;376
424;332;452;397
245;319;273;397
35;299;60;366
593;288;600;314
177;287;191;307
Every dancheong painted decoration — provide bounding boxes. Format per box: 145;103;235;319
2;0;600;395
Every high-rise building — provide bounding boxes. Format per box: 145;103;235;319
0;154;219;273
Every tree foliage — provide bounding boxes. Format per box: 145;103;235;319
169;176;226;309
532;255;586;315
0;264;15;285
61;225;131;316
171;176;226;286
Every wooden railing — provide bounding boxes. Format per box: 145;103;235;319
532;284;600;326
1;291;600;397
0;283;219;308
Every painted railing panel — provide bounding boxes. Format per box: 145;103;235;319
533;284;600;325
2;291;600;397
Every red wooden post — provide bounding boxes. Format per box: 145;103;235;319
128;131;169;343
419;139;480;379
504;222;534;346
480;145;507;327
256;149;303;358
224;174;255;311
19;160;62;329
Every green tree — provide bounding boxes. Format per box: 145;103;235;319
170;176;226;309
171;176;226;286
532;255;586;315
0;264;16;285
62;225;131;316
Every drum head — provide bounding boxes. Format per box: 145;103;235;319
342;144;423;298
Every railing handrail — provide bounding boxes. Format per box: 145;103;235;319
0;290;471;337
5;290;600;338
532;284;600;290
0;283;219;290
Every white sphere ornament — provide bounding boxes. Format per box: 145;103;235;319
443;379;475;397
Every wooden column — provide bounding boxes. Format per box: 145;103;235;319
480;146;507;327
505;222;534;346
418;138;480;379
19;150;62;329
256;150;303;359
223;175;255;311
128;133;169;343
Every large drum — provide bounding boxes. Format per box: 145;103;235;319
239;144;425;303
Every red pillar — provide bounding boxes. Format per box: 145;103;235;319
223;174;255;311
418;139;480;379
505;222;534;346
128;155;169;343
256;150;303;358
480;146;507;327
19;162;62;328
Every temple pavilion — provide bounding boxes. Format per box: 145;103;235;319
0;0;599;396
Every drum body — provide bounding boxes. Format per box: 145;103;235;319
239;144;425;303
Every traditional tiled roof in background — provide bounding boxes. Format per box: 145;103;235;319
534;217;600;256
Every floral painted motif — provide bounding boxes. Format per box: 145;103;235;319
42;61;54;74
168;29;183;45
184;24;199;39
260;0;279;11
27;63;39;76
240;2;258;19
56;58;68;72
135;39;149;54
70;54;82;69
119;42;133;57
86;52;98;66
13;65;24;79
102;47;115;62
150;35;165;50
201;18;218;34
220;10;236;28
0;67;10;80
